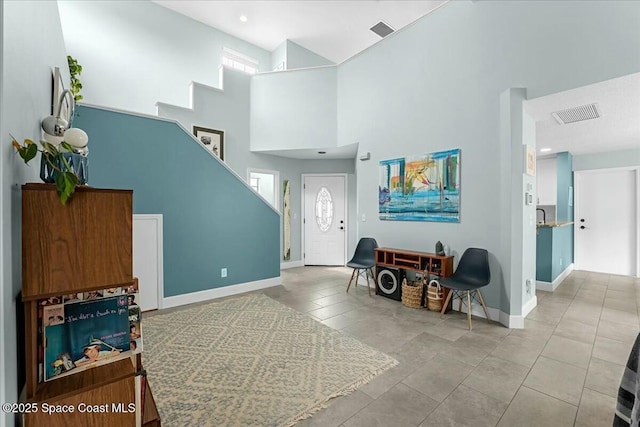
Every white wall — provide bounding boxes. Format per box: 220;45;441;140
251;66;338;152
336;0;640;316
286;40;334;70
1;1;70;424
58;0;272;115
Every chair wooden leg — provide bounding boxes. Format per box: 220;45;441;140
466;291;472;330
346;268;356;293
440;288;454;318
365;268;372;296
476;290;491;323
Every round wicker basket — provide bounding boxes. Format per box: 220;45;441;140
427;279;444;312
401;278;423;309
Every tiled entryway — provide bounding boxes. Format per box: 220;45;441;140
263;267;638;427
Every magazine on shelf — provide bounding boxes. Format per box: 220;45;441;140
43;295;131;381
126;280;143;354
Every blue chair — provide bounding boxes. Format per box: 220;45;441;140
439;248;491;330
346;238;378;296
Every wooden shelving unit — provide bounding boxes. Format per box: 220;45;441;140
375;247;454;311
21;184;160;427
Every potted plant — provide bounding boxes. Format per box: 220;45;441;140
12;137;85;205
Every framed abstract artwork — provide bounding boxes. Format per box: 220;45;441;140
379;148;461;222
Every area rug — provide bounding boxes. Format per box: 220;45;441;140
142;293;398;426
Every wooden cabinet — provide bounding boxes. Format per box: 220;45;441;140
374;247;454;311
21;184;160;427
536;157;557;206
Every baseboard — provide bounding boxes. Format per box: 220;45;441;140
280;260;304;270
522;295;538;318
536;263;574;292
162;276;281;309
452;297;531;329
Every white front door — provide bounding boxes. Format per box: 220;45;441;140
303;175;346;265
575;169;637;276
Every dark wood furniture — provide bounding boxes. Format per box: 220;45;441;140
21;184;160;427
374;247;454;311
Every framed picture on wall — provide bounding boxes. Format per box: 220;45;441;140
193;126;224;161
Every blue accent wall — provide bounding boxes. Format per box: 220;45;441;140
74;105;280;298
536;225;573;282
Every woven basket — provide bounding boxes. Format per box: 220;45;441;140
426;279;444;312
401;278;423;309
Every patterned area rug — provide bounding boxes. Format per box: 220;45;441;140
142;293;398;426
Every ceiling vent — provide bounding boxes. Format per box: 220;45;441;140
551;103;601;125
370;21;395;38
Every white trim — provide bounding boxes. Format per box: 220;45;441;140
133;214;165;310
301;173;349;266
162;276;281;309
522;295;538;318
247;167;280;212
536;263;574;292
79;103;281;216
449;297;531;329
280;260;304;270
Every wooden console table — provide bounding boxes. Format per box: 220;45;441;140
374;247;454;311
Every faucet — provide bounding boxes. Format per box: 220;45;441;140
536;208;546;224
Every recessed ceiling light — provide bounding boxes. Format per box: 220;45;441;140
540;148;552;153
239;15;248;23
318;151;326;154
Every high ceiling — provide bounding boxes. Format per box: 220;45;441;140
525;73;640;157
153;0;449;64
153;1;639;160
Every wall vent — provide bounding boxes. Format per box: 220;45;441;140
551;103;601;125
370;21;395;38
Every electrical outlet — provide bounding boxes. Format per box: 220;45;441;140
221;268;227;278
526;279;532;295
559;258;563;266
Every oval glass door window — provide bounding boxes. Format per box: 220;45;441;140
315;187;334;232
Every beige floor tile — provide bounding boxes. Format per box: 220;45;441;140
523;356;587;406
393;332;451;364
554;318;597;344
600;307;638;326
603;298;637;313
444;333;500;367
541;335;593;369
490;335;547;368
296;391;373;427
597;319;639;344
574;388;617;427
593;336;635;366
307;301;359;320
358;360;416;400
402;357;474;402
462;356;530;404
419;384;507;427
584;357;626;398
496;387;577;427
343;383;439;427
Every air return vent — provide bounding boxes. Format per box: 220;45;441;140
370;21;395;38
551;103;601;125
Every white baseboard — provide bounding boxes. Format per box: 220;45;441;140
522;295;538;318
280;260;304;270
536;263;574;292
451;296;535;329
162;276;281;309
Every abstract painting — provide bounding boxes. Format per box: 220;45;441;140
379;148;460;222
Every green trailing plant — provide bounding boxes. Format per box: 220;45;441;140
12;137;80;205
67;55;83;102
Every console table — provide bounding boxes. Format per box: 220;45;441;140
374;247;454;311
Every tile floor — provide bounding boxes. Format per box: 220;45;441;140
258;267;639;427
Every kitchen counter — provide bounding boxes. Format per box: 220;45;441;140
537;221;574;228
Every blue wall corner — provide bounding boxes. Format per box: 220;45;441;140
74;105;280;297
